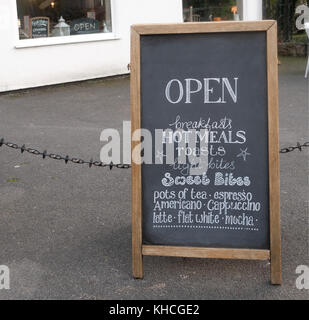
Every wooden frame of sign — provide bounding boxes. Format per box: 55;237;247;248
131;20;281;285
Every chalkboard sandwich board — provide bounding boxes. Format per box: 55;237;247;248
131;21;281;284
30;17;50;38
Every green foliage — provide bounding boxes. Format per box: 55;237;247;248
292;33;307;43
266;0;301;42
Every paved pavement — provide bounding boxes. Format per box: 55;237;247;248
0;57;308;300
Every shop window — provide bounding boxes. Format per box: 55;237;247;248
16;0;112;40
183;0;239;22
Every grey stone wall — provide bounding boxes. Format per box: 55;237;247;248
278;42;308;57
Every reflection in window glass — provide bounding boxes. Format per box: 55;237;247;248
17;0;112;40
183;0;238;22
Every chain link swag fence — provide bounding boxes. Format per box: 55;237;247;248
1;138;308;170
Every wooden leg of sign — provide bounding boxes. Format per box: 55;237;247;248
131;27;143;279
132;246;143;279
132;168;143;278
132;207;143;278
131;160;143;279
270;244;282;285
267;22;282;285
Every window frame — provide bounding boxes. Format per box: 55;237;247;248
14;0;119;49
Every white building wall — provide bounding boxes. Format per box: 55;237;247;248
0;0;183;92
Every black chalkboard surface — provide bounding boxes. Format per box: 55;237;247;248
31;17;49;38
141;32;269;249
131;21;281;284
